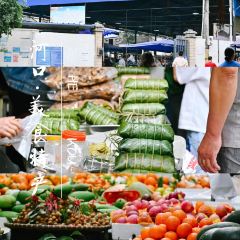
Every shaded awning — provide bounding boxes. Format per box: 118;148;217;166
120;39;174;53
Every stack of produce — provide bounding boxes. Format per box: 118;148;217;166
44;67;120;106
115;78;176;173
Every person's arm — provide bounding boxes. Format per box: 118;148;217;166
0;117;22;139
198;67;238;173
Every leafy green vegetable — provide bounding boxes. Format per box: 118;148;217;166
124;78;168;90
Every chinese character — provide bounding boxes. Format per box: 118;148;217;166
31;40;46;61
31;173;48;196
29;148;48;169
30;95;44;114
33;66;46;77
66;75;78;91
34;126;47;146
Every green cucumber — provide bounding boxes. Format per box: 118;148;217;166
72;184;89;191
12;204;25;213
224;210;240;224
68;191;95;202
0;195;16;209
53;184;73;197
0;211;18;218
197;222;240;240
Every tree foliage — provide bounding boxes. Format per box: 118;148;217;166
0;0;23;37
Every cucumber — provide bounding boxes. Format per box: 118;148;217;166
12;204;25;213
72;184;89;191
0;195;16;209
197;222;240;240
0;211;18;218
68;191;95;202
224;210;240;224
53;184;73;197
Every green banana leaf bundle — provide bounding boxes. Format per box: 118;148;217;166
117;67;150;75
119;115;168;125
119;138;173;156
121;103;166;115
124;79;168;90
114;153;176;173
45;109;80;121
123;89;168;104
40;117;80;135
79;102;119;125
118;122;174;142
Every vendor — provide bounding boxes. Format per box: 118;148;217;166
198;67;240;173
0;117;22;173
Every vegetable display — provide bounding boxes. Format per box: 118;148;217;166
114;153;176;173
124;78;168;90
117;67;150;75
119;138;173;156
118;122;174;142
44;109;81;121
120;114;168;125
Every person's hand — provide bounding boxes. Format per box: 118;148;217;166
0;117;22;139
198;132;221;173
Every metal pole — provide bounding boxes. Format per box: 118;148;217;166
202;0;209;48
229;0;233;42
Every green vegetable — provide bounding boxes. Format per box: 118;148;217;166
5;189;20;198
121;103;166;115
95;203;119;210
72;184;89;191
117;67;150;75
0;211;18;218
17;191;32;204
68;191;96;202
197;222;240;240
115;153;176;173
127;182;152;196
224;210;240;224
12;204;25;213
37;185;52;191
0;195;16;209
124;78;168;90
53;184;73;197
114;199;127;209
120;115;168;125
118;122;174;142
45;109;80;121
119;138;173;156
79;102;118;125
123;89;168;104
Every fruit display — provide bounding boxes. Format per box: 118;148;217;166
177;175;210;189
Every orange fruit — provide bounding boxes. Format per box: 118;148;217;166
164;231;178;240
177;223;192;238
192;227;201;233
172;210;187;222
144;177;157;186
198;205;214;217
149;224;167;239
195;201;204;213
199;218;213;228
146;173;158;180
166;216;181;231
183;216;198;228
144;238;155;240
141;227;150;239
162;238;172;240
136;175;147;183
156;212;172;225
187;233;198;240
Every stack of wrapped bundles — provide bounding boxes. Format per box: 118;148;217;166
114;78;176;173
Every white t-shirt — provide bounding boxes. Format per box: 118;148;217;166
118;58;126;67
176;67;211;133
172;56;188;67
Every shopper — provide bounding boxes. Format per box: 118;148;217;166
205;56;217;67
219;47;240;67
173;67;211;173
140;52;156;67
118;55;126;67
172;51;188;67
198;67;240;173
127;54;136;66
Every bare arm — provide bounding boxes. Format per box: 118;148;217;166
198;67;238;173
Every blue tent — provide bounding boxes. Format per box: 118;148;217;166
120;39;174;53
22;0;131;6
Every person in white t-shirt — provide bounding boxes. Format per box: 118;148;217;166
172;51;188;67
173;67;211;173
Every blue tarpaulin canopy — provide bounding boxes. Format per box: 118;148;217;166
120;39;174;53
22;0;131;6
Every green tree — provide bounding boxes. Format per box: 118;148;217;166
0;0;23;37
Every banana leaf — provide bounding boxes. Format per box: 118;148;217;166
45;109;80;121
117;67;150;75
119;138;173;156
79;102;118;125
118;122;174;142
114;153;176;173
123;89;168;104
121;103;166;115
124;79;168;90
40;117;80;135
119;115;168;125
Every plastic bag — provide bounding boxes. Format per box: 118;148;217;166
0;113;42;159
